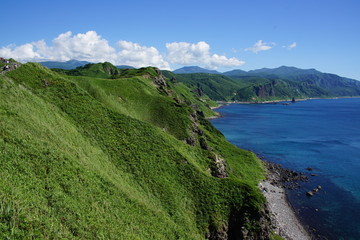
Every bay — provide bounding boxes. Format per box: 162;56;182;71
211;98;360;239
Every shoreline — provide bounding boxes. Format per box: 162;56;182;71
260;161;312;240
207;96;360;120
217;96;360;105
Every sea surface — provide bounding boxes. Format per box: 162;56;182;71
211;98;360;240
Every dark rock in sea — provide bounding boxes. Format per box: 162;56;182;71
306;191;314;197
306;167;313;171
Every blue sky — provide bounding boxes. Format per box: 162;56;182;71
1;0;360;79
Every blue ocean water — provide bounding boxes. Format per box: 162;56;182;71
211;98;360;239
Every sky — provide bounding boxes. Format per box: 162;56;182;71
1;0;360;79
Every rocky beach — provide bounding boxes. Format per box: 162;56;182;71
260;161;312;240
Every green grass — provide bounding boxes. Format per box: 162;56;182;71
1;63;266;239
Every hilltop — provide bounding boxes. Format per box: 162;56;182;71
0;61;273;239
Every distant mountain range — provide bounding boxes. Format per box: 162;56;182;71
168;65;360;101
39;60;92;70
173;66;221;74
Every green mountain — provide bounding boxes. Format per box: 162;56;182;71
173;66;221;74
52;62;122;78
163;71;243;101
243;66;360;97
39;59;91;69
172;66;360;102
0;62;271;239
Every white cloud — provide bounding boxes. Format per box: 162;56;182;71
284;42;297;50
0;31;247;70
245;40;275;54
166;41;245;69
117;40;170;69
0;31;170;69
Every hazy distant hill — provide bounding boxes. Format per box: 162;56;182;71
116;65;135;69
39;59;91;69
173;66;221;74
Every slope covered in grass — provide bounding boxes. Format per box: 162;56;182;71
0;62;267;239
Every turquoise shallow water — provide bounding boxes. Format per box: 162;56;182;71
211;98;360;239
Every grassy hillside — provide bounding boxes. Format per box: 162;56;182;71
0;62;268;239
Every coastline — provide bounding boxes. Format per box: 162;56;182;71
260;161;312;240
216;96;360;105
207;96;360;120
209;99;360;239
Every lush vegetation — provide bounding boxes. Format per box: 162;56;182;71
0;62;268;239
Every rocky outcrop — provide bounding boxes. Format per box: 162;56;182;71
210;154;228;178
263;161;308;190
0;58;20;75
151;68;173;96
207;205;273;240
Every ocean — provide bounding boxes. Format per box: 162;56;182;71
210;98;360;240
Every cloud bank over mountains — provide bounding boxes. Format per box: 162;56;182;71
0;31;245;70
166;41;244;69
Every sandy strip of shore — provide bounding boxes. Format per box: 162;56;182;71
259;180;311;240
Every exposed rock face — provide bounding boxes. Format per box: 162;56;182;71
154;75;167;87
210;154;228;178
153;68;167;87
199;137;209;150
256;86;267;98
0;58;20;75
185;136;196;146
254;82;276;98
151;68;172;96
207;205;273;240
207;224;228;240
